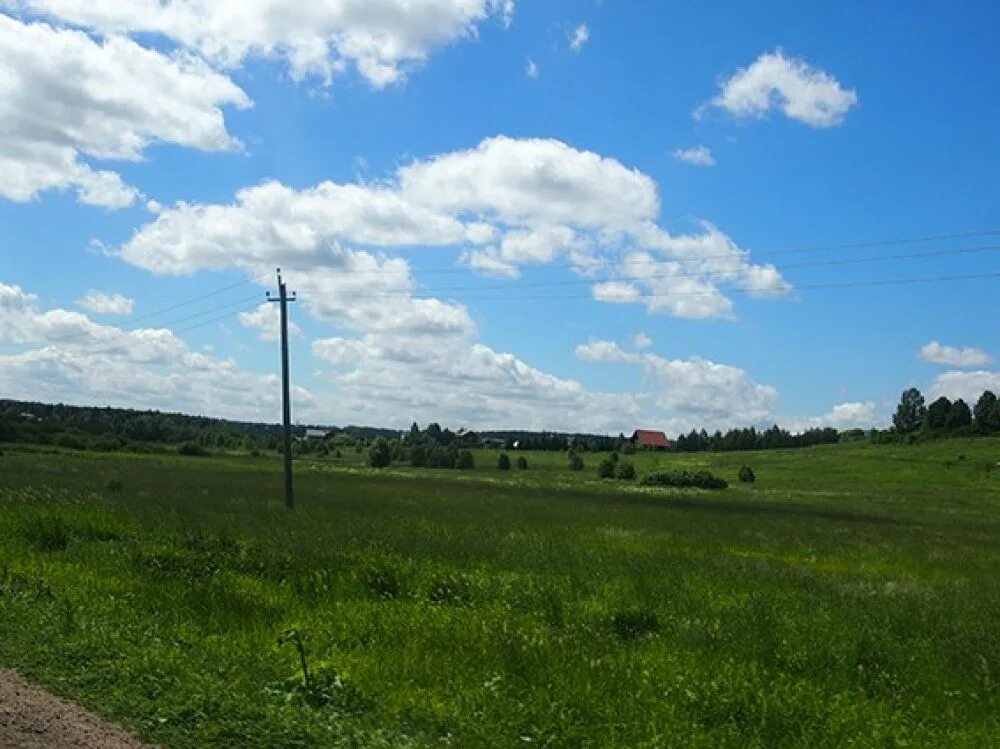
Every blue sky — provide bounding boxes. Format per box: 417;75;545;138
2;1;998;433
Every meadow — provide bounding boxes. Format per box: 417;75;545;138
1;439;999;747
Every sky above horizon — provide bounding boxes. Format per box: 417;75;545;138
2;1;998;434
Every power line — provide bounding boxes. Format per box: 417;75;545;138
126;279;253;326
310;227;1000;277
401;268;1000;302
401;242;1000;296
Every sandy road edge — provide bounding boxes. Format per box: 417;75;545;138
0;668;156;748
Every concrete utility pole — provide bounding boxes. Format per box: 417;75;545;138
267;268;297;509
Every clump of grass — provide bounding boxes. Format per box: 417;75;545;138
362;565;403;600
611;608;659;640
105;479;123;494
20;515;70;552
427;573;472;606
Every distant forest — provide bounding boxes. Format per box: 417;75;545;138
1;390;997;457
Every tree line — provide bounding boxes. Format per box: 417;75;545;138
890;388;1000;438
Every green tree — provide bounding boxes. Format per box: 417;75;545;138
456;450;475;469
974;391;1000;434
925;396;952;431
569;453;585;471
408;422;421;444
409;444;426;467
497;453;511;470
368;437;391;468
946;399;972;431
892;388;926;433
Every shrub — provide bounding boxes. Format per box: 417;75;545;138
177;442;208;457
105;479;123;494
368;437;391;468
55;433;87;451
609;451;620;464
597;458;615;479
622;442;636;455
456;450;475;470
497;453;511;470
614;462;636;481
639;470;728;490
516;456;528;470
569;453;585;471
738;465;756;483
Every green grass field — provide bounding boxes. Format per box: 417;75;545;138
2;440;999;747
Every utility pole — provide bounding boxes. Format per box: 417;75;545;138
267;268;297;509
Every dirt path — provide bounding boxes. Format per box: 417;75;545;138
0;669;154;748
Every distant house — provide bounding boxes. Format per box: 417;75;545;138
631;429;671;450
304;428;330;440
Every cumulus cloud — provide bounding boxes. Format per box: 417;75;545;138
313;333;639;431
785;401;880;433
673;146;715;166
0;14;250;208
77;291;135;316
117;136;788;320
0;282;309;421
569;23;589;52
919;341;992;368
575;339;779;431
709;49;857;127
633;332;652;349
238;303;302;342
929;370;1000;403
525;58;538;79
8;0;514;88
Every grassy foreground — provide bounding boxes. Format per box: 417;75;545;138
1;440;999;747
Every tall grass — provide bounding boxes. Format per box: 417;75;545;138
0;439;999;746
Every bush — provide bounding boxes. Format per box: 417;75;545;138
569;453;585;471
516;456;528;470
178;442;208;457
105;479;123;494
497;453;511;470
609;451;620;464
622;442;636;455
21;516;70;552
614;462;636;481
738;465;756;483
597;458;615;479
639;470;727;490
368;437;391;468
55;433;87;451
456;450;475;470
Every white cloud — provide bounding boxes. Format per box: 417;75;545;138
575;339;779;431
525;58;538;78
569;23;589;52
9;0;514;88
710;49;857;127
238;302;302;342
919;341;992;368
929;370;1000;403
0;14;249;208
785;401;879;433
77;291;135;315
673;146;715;166
313;334;639;432
633;332;652;349
0;282;309;422
118;136;788;324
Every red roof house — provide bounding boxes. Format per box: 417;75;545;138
631;429;672;450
